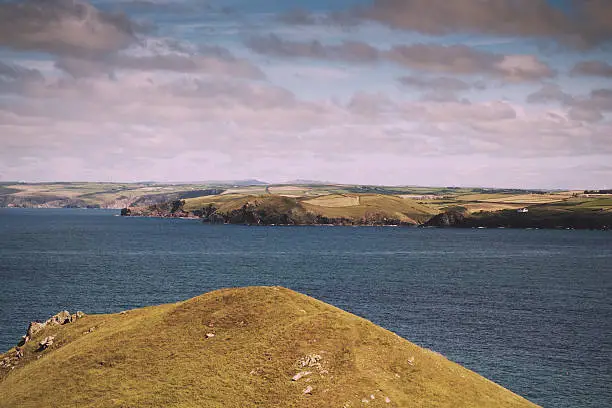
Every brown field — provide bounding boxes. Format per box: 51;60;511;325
303;194;437;224
461;203;527;213
303;194;360;207
455;193;572;205
480;194;568;204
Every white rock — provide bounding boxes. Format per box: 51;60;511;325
38;336;54;350
292;371;311;381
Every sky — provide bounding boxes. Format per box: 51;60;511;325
0;0;611;188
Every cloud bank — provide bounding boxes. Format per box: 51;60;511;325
0;0;610;188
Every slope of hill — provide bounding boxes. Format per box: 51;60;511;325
0;287;538;408
177;194;436;225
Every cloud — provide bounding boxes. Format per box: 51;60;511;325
386;44;496;74
527;85;611;123
358;0;612;47
277;9;318;25
571;60;612;78
397;75;486;104
0;61;44;82
247;36;554;81
527;83;574;104
1;69;610;187
347;92;395;116
0;72;332;132
568;107;604;122
576;89;612;112
421;100;517;122
0;61;44;94
398;76;480;91
246;34;379;62
388;45;555;80
494;55;556;81
0;0;141;56
56;53;265;79
347;92;516;122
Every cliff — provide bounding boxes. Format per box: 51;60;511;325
122;195;423;226
423;207;611;230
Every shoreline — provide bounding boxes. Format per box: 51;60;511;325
2;207;609;230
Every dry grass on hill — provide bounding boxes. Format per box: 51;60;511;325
303;194;437;223
303;194;361;207
0;287;538;408
455;193;569;205
182;194;438;224
460;203;527;213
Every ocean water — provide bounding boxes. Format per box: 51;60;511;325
0;208;610;407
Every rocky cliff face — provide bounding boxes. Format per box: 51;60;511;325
123;196;415;226
422;207;611;230
121;200;193;218
423;209;467;227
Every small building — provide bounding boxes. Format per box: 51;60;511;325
517;208;529;213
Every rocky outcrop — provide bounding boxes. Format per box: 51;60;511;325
38;336;54;351
24;310;85;344
423;209;467;227
120;200;194;218
1;311;85;372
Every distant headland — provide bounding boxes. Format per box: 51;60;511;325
1;182;610;229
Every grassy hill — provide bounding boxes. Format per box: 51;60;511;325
179;194;437;225
0;287;538;408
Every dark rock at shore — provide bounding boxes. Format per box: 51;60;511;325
423;209;467;227
423;207;611;230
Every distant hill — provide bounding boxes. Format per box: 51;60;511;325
194;179;268;186
124;194;438;225
281;179;331;185
0;287;538;408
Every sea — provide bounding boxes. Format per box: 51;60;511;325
0;208;610;407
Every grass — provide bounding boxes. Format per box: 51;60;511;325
182;194;437;224
458;203;527;214
455;193;569;205
303;194;361;207
301;194;437;224
0;287;539;408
